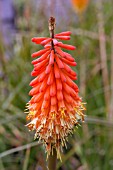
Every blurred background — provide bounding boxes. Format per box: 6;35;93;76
0;0;113;169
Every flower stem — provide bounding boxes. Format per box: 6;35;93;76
48;148;57;170
47;17;57;170
48;16;55;50
48;16;55;38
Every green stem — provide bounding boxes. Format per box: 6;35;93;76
48;149;57;170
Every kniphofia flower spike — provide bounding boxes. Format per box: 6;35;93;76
25;17;86;158
71;0;89;14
